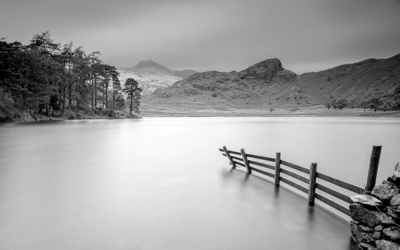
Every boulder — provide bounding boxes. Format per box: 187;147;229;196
392;163;400;181
376;225;384;231
351;221;375;243
383;227;400;241
359;243;378;250
350;203;395;227
360;225;375;232
376;240;400;250
387;207;400;218
391;195;400;208
351;194;383;206
372;183;399;205
373;232;383;240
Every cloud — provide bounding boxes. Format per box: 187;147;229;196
1;0;399;73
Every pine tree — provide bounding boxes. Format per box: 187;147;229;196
123;78;142;115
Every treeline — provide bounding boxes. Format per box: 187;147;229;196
0;31;141;121
325;87;400;112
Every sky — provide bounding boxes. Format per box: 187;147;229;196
1;0;400;74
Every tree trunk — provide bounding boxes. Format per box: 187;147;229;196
61;84;66;116
94;76;97;108
91;76;94;111
68;84;72;107
105;84;108;109
68;62;72;107
130;92;133;115
112;90;115;111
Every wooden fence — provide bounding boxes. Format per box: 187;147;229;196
219;145;382;216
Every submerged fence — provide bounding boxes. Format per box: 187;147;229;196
219;145;382;216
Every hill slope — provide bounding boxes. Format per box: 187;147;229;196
141;54;400;115
299;54;400;104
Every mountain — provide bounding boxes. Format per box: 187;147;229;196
131;59;170;74
299;54;400;104
118;68;182;96
119;60;196;96
141;54;400;115
130;60;196;79
144;58;299;102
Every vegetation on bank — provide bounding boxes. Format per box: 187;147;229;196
0;31;142;122
325;87;400;112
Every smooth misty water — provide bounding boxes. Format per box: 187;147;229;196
1;117;399;250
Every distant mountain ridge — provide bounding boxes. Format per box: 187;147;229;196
148;58;298;100
142;54;400;111
119;60;196;96
131;59;197;79
299;54;400;102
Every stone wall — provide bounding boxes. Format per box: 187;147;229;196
350;163;400;250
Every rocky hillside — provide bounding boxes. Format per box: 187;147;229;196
143;58;303;108
119;60;196;96
299;54;400;104
141;54;400;112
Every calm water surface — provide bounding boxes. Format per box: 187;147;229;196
1;117;399;250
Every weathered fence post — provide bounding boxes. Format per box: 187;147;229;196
223;146;236;168
308;163;318;206
274;152;281;186
365;145;382;194
240;148;252;174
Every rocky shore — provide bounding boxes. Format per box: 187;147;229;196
350;163;400;250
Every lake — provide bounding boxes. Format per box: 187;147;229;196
1;117;399;250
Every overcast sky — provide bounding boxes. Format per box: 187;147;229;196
1;0;400;73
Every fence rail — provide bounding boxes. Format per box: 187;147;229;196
219;145;382;216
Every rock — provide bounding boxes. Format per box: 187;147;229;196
373;232;383;239
275;69;297;82
383;227;400;241
391;195;400;208
387;207;400;218
384;180;395;185
238;58;283;82
360;225;375;232
359;243;378;250
392;163;400;180
351;221;375;243
352;194;383;206
372;183;399;205
376;225;384;231
376;240;400;250
350;203;395;227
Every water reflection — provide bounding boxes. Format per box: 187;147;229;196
220;162;359;250
1;117;398;250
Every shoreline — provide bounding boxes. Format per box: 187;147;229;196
2;108;399;124
140;107;400;118
0;109;141;124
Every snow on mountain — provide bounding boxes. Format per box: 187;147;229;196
118;68;182;96
118;60;196;96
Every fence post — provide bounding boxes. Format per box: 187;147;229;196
365;145;382;194
308;163;318;206
240;148;252;175
223;146;236;169
274;152;281;186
